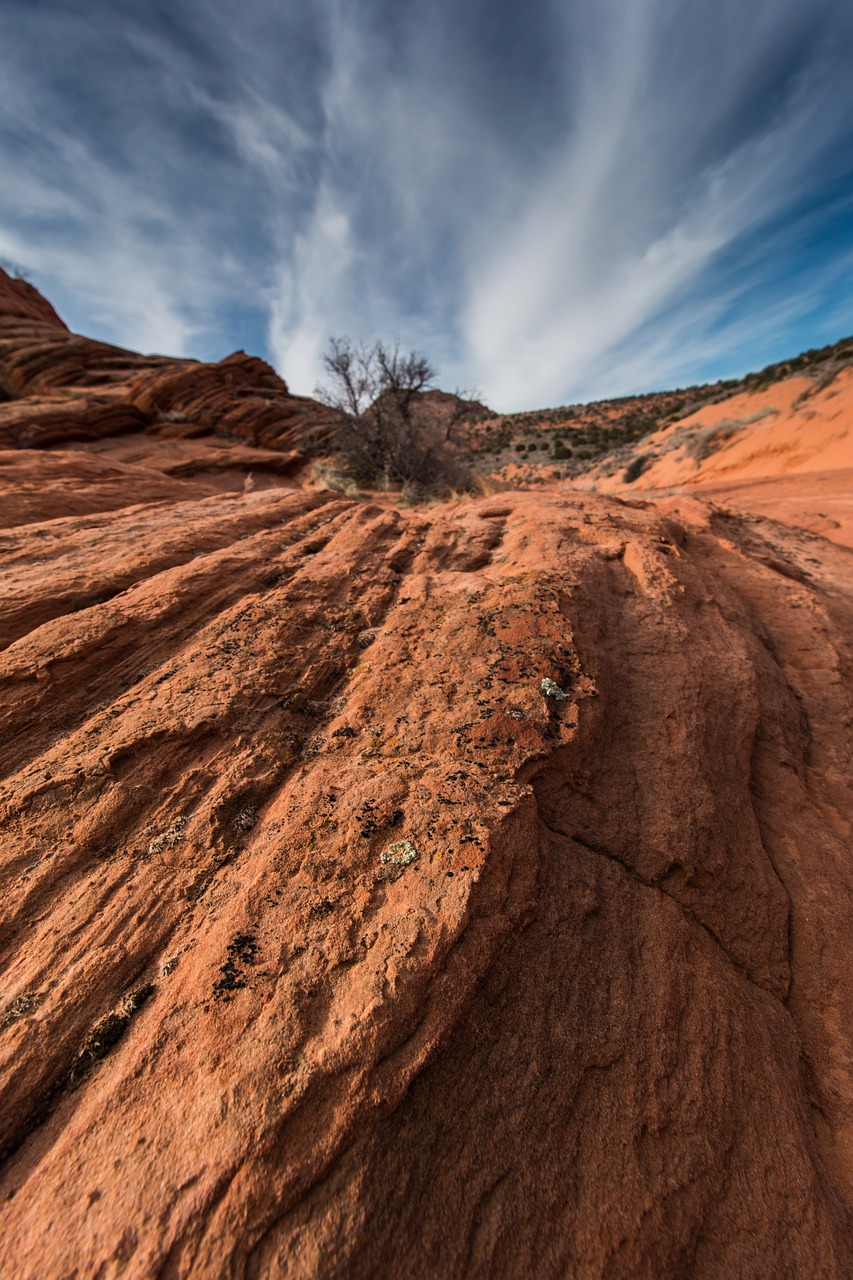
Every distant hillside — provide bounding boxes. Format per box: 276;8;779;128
470;334;853;484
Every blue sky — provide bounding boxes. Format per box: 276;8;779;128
2;0;853;410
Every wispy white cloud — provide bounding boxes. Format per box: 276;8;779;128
268;184;357;394
0;55;235;353
263;0;853;407
1;0;852;408
0;159;204;355
458;0;853;406
265;0;484;393
0;10;281;356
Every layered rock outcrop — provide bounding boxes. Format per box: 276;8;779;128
0;267;328;463
1;271;852;1277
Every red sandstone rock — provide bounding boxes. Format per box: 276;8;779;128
0;272;67;331
0;268;329;456
0;449;217;529
0;269;852;1277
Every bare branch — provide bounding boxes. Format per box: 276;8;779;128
314;336;470;495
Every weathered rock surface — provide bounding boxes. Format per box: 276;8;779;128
1;270;852;1277
2;484;852;1277
0;449;217;529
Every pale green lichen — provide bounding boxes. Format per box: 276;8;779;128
381;839;418;867
540;677;570;701
232;805;258;834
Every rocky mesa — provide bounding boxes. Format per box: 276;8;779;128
1;269;852;1278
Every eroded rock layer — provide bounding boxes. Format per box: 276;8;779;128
1;475;852;1278
0;268;327;483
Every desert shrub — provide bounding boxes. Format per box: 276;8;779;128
311;462;363;496
686;420;742;462
315;337;473;496
623;453;651;483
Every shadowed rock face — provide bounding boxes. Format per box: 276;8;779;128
1;272;852;1278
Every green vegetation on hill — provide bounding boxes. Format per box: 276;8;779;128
471;333;853;479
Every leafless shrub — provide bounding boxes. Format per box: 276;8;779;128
0;258;30;281
315;337;475;496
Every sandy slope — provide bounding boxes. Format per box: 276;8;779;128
588;368;853;547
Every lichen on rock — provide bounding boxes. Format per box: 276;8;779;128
540;676;570;700
380;839;418;867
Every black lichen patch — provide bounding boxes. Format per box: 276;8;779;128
309;898;334;920
359;803;404;839
213;934;260;1001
